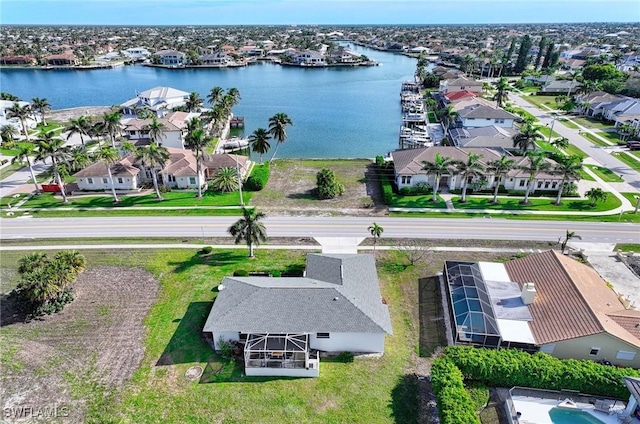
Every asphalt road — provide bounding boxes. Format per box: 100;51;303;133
1;216;638;244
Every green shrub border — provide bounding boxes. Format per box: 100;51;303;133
244;163;270;191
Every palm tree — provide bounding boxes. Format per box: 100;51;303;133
143;117;167;145
136;141;170;200
460;54;475;74
11;144;40;193
228;207;268;257
227;87;241;105
585;187;608;207
185;92;204;112
1;124;18;145
31;97;51;126
486;155;515;203
617;123;636;142
54;250;86;274
17;251;48;274
438;105;458;132
120;140;138;156
560;230;582;254
421;153;457;202
93;144;121;202
184;128;212;198
268;112;293;163
249;128;271;163
6;103;33;142
518;152;552;205
368;222;384;252
211;167;239;192
512;123;542;152
551;155;583;205
493;77;509;108
100;111;122;149
64;115;92;146
68;145;91;172
455;153;485;202
207;86;224;107
34;133;70;203
551;137;570;150
1;92;20;102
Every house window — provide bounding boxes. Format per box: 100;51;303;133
401;175;411;185
552;182;558;189
167;175;175;183
316;333;330;339
616;351;636;360
87;178;93;184
519;180;526;187
495;119;505;124
537;181;543;188
117;177;124;184
544;181;550;189
189;177;196;185
539;344;555;354
102;178;108;184
589;347;600;356
239;333;248;341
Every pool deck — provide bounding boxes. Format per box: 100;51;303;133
512;395;638;424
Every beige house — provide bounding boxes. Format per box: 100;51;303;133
439;76;484;94
74;157;140;191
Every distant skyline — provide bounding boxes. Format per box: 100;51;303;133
2;0;639;26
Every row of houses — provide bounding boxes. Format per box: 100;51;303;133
576;90;640;132
0;52;80;66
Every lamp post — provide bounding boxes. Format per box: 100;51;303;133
235;153;244;208
548;112;558;144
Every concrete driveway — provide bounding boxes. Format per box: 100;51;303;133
587;253;640;310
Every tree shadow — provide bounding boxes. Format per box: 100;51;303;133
389;374;419;424
168;250;246;274
199;359;299;384
418;277;448;357
287;190;316;200
156;301;215;366
0;292;30;327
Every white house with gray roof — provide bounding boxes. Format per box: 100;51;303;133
203;253;393;377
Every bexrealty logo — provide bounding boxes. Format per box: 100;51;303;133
3;405;70;419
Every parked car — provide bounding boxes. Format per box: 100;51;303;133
626;141;640;148
629;143;640;151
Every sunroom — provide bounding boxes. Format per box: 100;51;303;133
243;333;320;378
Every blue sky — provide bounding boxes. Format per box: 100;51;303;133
2;0;639;25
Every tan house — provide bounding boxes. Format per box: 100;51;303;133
442;251;640;368
74;157;140;191
439;76;484;94
46;53;79;66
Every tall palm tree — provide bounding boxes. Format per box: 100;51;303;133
455;153;485;202
143;117;167;145
34;133;70;203
207;86;224;107
585;187;608;207
136;141;170;200
438;105;458;132
552;155;583;205
228;207;267;258
560;230;582;254
31;97;51;126
518;152;552;205
68;145;91;172
184;128;212;198
512;123;542;152
368;222;384;252
460;54;475;74
421;153;457;202
185;92;204;112
249;128;271;163
6;103;33;142
93;144;121;202
227;87;241;105
486;155;515;203
493;77;509;108
11;144;40;193
1;124;18;145
64;115;92;146
100;111;122;149
268;112;293;163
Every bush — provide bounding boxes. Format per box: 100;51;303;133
233;269;249;277
200;246;213;255
34;288;74;316
270;270;281;277
380;173;394;205
244;163;270;191
431;357;481;424
316;168;344;200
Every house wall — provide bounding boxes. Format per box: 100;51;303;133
212;331;239;350
309;332;386;353
76;175;138;191
541;333;640;369
460;117;515;128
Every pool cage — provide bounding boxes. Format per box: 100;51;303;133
244;333;319;370
444;261;501;348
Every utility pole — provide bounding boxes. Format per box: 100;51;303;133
236;153;244;207
548;112;558;144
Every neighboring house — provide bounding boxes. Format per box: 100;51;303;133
391;146;566;193
123;111;197;149
200;52;235;66
46;53;79;66
120;86;190;117
121;47;151;61
293;51;326;66
153;49;186;66
601;97;640;123
575;91;623;117
203;154;251;179
202;253;393;377
523;75;556;86
0;55;36;65
443;90;477;104
160;148;205;189
451;98;517;129
74;157;140;191
449;126;518;149
439;76;484;94
441;251;640;368
540;80;582;94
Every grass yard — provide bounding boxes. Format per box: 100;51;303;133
572;116;615;130
578;168;596;181
391;194;447;209
582;132;612;147
596;130;621;143
558;118;580;130
0;142;33;157
629;151;640;160
451;195;621;212
613;152;640;173
584;165;625;182
621;192;640;207
522;95;559;110
616;244;640;252
536;126;561;140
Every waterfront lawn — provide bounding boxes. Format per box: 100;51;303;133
584;165;625;182
451;195;621;212
582;132;612;147
558;118;580;130
572;116;614;130
613;152;640;173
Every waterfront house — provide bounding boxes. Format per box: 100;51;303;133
293;50;327;66
441;251;640;368
74;156;140;191
46;53;79;66
0;55;36;65
451;98;517;129
120;86;190;118
203;154;251;179
439;76;484;94
200;52;236;66
123;111;197;149
449;126;518;149
202;253;393;377
153;49;186;66
121;47;151;61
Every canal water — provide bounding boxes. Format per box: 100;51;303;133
0;44;418;158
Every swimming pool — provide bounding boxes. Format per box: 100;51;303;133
549;407;606;424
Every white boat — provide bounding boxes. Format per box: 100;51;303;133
220;137;250;150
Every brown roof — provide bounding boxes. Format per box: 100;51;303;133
504;250;640;347
391;146;503;176
203;154;249;174
73;157;139;178
163;148;197;176
124;111;190;132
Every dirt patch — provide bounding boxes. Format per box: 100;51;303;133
0;266;158;423
48;107;113;123
251;159;388;216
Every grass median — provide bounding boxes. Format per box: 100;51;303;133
584;164;625;182
612;152;640;173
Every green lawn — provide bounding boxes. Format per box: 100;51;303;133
0;142;33;157
451;195;621;212
613;152;640;173
629;151;640;160
18;190;252;209
572;116;614;130
391;194;447;208
537;126;561;140
558;118;580;130
616;244;640;252
584;165;625;182
427;111;438;123
621;192;640;207
596;130;621;143
582;132;612;147
563;143;588;159
30;123;64;136
522;95;559;110
578;168;596;181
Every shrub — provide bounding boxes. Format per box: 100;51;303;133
270;270;281;277
316;168;344;200
200;246;213;255
233;269;249;277
380;173;394;205
431;357;481;424
244;163;270;191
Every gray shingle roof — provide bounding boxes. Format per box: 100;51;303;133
203;254;392;334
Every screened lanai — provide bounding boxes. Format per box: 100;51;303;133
244;333;319;370
444;261;501;348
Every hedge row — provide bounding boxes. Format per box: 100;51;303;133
380;173;394;205
445;346;640;400
431;357;481;424
244;163;270;191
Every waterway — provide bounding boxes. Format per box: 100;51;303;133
0;44;418;158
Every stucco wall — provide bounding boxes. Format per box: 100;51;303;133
76;175;138;191
309;332;386;353
541;333;640;369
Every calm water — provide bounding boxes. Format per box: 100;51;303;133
0;45;417;158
